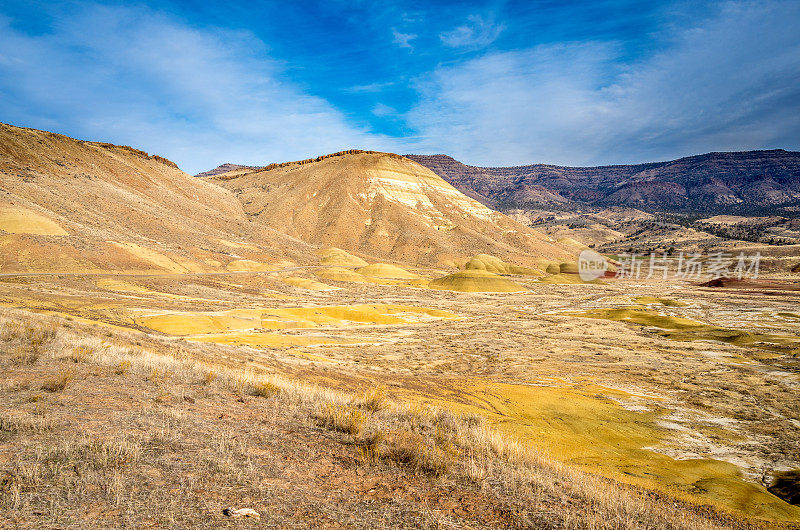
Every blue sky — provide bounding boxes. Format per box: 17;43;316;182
1;0;799;174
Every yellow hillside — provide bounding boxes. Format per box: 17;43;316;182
209;151;575;266
429;269;527;293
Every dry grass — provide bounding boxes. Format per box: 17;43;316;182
0;308;777;529
317;403;366;437
115;360;132;375
40;369;73;392
382;431;450;476
69;345;93;363
352;385;388;412
250;379;281;398
0;412;56;436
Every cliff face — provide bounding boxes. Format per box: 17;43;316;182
406;150;800;213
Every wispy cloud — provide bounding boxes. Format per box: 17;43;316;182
0;1;798;171
407;1;800;166
0;4;400;174
440;14;504;49
371;103;396;117
344;81;395;93
392;28;417;50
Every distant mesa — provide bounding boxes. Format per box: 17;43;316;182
193;163;262;179
407;150;800;215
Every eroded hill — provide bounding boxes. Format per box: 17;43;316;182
207;151;572;267
1;124;573;274
0;124;323;273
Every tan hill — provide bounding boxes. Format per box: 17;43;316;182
0;123;314;273
429;269;527;292
208;152;573;267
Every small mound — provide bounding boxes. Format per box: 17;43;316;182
357;263;421;280
0;204;67;236
464;254;542;276
429;270;527;293
226;259;277;272
566;308;704;330
559;262;580;274
315;267;367;283
317;247;368;267
534;258;562;274
283;276;339;291
464;254;508;274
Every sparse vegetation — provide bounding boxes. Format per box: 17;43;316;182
317;403;366;436
250;379;281;398
115;360;132;375
40;369;73;392
352;385;388;412
0;279;797;527
70;345;93;363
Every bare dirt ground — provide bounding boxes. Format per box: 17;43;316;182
1;269;799;527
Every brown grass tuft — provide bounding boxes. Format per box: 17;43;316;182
41;369;73;392
383;431;450;476
11;347;40;366
115;360;132;375
318;403;366;437
352;385;388;412
70;345;93;363
250;380;281;398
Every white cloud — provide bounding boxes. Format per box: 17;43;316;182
440;14;504;49
392;28;417;50
371;103;396;117
344;81;395;93
408;1;800;166
1;1;797;173
0;5;400;174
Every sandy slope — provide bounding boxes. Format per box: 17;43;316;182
0;123;316;273
209;151;573;267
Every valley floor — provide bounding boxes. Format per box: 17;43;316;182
1;270;799;528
